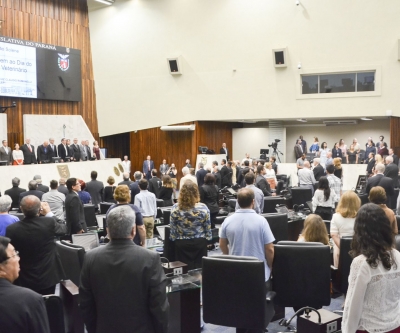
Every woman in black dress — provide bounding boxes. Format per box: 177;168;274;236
347;144;358;164
199;173;219;229
332;142;343;160
158;175;174;206
103;176;117;203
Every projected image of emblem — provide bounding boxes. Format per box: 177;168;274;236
58;54;70;71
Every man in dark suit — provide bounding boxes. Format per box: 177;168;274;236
19;181;44;206
129;172;142;204
85;140;92;160
0;140;12;165
71;138;81;161
79;206;169;333
389;148;399;166
65;178;86;236
384;156;399;188
36;141;51;164
219;142;229;160
20;138;37;164
148;169;161;198
57;178;69;196
142;155;154;180
294;139;303;160
33;175;49;193
85;171;104;207
5;177;26;209
58;138;70;162
196;163;208;187
366;163;395;208
159;159;169;177
255;165;272;196
67;139;75;161
366;152;376;176
238;160;251;187
213;166;222;189
220;159;232;187
48;138;58;158
0;236;51;333
312;158;326;181
5;196;66;294
118;172;134;187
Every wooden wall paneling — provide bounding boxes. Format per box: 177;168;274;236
390;117;400;156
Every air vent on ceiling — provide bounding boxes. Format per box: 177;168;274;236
322;120;358;126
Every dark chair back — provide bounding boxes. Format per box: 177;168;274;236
291;187;313;206
272;241;331;308
397;216;400;235
263;196;286;214
228;199;237;210
338;236;353;294
100;202;113;214
203;255;274;330
390;189;399;209
358;193;369;206
163;209;171;226
43;295;65;333
395;234;400;252
323;220;331;234
156;199;165;207
83;204;97;228
261;213;288;243
56;241;85;287
276;180;284;195
163;226;175;262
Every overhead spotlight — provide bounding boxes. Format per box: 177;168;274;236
297;62;302;69
297;119;307;122
94;0;115;5
360;117;372;121
296;0;300;6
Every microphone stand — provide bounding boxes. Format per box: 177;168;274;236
0;101;16;113
278;306;322;333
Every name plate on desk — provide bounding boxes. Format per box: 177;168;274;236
163;261;188;276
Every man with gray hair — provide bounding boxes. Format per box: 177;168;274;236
366;163;395;208
0;195;19;236
57;178;69;196
384;155;399;188
33;175;49;193
179;166;197;190
19;180;44;206
129;171;143;204
312;158;325;181
196;162;208;187
118;172;134;186
4;177;26;209
79;205;169;333
298;160;317;195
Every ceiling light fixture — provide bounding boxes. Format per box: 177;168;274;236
297;119;307;122
360;117;372;121
94;0;114;5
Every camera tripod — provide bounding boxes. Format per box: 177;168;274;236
271;148;284;163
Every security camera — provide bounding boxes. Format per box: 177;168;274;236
297;62;302;69
296;0;300;5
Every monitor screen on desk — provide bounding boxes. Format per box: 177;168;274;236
72;232;99;251
156;226;167;241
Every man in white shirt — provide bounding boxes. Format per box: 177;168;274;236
134;179;157;239
41;180;65;220
241;153;252;165
298;161;316;195
326;164;341;201
179;166;197;190
122;155;131;174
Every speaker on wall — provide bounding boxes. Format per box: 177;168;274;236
167;57;182;75
272;48;287;68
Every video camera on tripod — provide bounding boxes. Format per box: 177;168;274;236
268;139;281;150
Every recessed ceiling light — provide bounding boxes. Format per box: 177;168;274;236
297;119;307;122
94;0;114;5
361;117;372;121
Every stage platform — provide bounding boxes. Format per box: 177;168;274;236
277;163;367;191
0;158;124;194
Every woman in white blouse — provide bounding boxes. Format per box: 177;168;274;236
330;191;361;268
312;177;337;221
319;142;329;165
12;143;24;165
264;162;277;189
342;203;400;333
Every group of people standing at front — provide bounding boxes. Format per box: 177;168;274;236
0;137;101;165
294;135;390;165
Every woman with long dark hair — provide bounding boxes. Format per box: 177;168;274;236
319;142;329;165
312;176;337;220
199;173;219;229
342;204;400;333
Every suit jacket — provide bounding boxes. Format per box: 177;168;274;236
20;144;37;164
5;215;67;291
65;191;86;235
384;163;399;188
37;184;49;193
366;174;395;207
213;172;221;189
392;154;399;166
19;190;44;205
57;185;69;196
0;146;12;164
220;165;232;187
36;145;51;163
5;186;26;209
86;145;92;160
159;163;169;176
68;145;75;160
129;181;141;204
237;167;250;187
219;147;229;160
80;144;88;161
48;144;58;158
72;144;81;161
255;175;272;196
85;180;104;205
118;180;134;187
143;160;155;175
196;168;208;187
148;177;162;198
294;144;303;159
332;148;343;160
366;158;375;175
57;143;70;160
313;164;326;181
79;239;169;333
0;279;50;333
